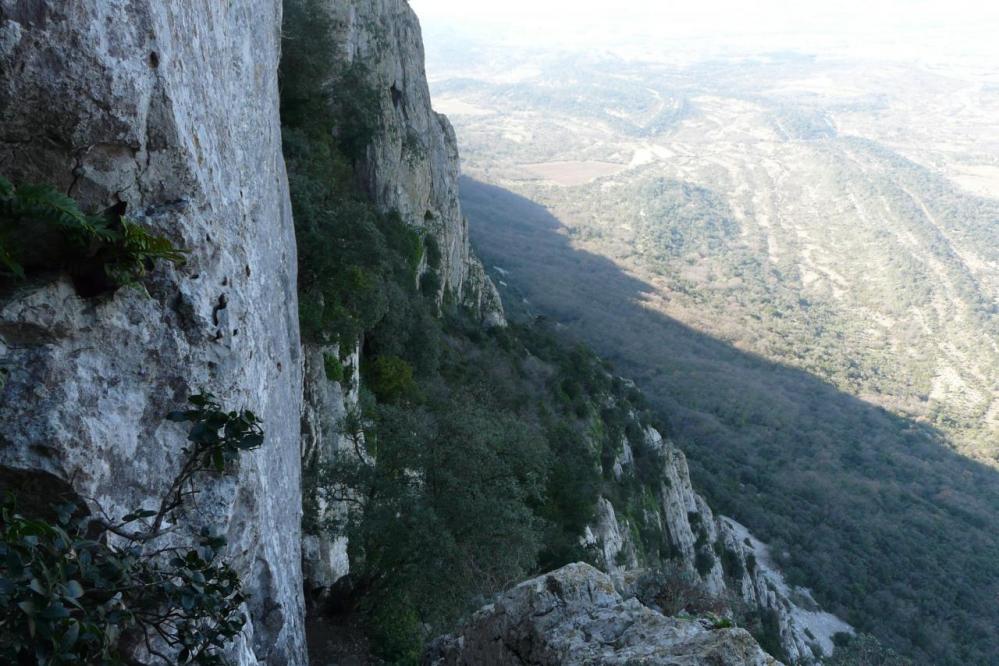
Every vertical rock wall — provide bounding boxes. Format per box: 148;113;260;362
324;0;503;314
301;0;504;593
0;2;305;663
301;341;360;590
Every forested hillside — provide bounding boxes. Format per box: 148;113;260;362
443;52;999;664
281;3;827;663
281;0;868;663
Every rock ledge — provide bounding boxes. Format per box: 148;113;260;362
425;562;783;666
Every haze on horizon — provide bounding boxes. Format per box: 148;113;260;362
411;0;999;67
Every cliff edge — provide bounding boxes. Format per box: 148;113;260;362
0;3;305;663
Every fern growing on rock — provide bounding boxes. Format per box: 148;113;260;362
0;176;185;296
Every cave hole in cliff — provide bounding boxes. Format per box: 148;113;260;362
390;83;403;109
248;556;286;660
0;465;89;525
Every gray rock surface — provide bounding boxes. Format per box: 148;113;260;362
425;562;783;666
301;341;360;590
324;0;504;319
589;426;852;663
301;0;506;594
0;2;305;663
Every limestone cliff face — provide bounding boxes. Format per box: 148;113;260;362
300;342;360;590
588;425;852;663
300;0;504;593
426;563;783;666
0;3;305;664
325;0;503;316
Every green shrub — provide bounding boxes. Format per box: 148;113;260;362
754;608;790;663
636;561;729;617
420;269;442;297
721;546;745;580
695;549;715;576
362;590;422;665
323;353;345;383
0;176;185;295
0;393;262;665
424;235;442;270
366;355;416;403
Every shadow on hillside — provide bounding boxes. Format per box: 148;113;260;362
461;176;999;665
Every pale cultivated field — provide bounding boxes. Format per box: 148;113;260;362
520;160;628;186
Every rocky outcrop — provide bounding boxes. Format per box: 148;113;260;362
301;0;505;593
0;2;305;664
324;0;504;320
589;426;852;663
300;341;360;590
425;562;782;666
715;517;853;662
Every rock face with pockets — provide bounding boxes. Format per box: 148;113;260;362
0;2;306;663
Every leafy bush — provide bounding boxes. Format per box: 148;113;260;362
721;546;745;580
754;608;790;664
361;589;422;665
635;561;729;617
536;422;601;570
0;393;262;664
365;355;416;403
0;176;185;295
420;269;441;297
694;549;715;576
324;353;345;383
424;235;442;270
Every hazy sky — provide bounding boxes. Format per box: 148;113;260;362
410;0;999;64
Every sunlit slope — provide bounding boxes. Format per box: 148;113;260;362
440;54;999;664
437;57;999;463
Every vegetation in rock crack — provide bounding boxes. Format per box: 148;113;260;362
634;561;789;662
635;561;730;618
0;176;185;296
0;393;263;665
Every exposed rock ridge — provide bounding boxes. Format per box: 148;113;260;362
590;426;852;663
301;0;504;593
425;562;783;666
325;0;504;318
0;2;305;664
